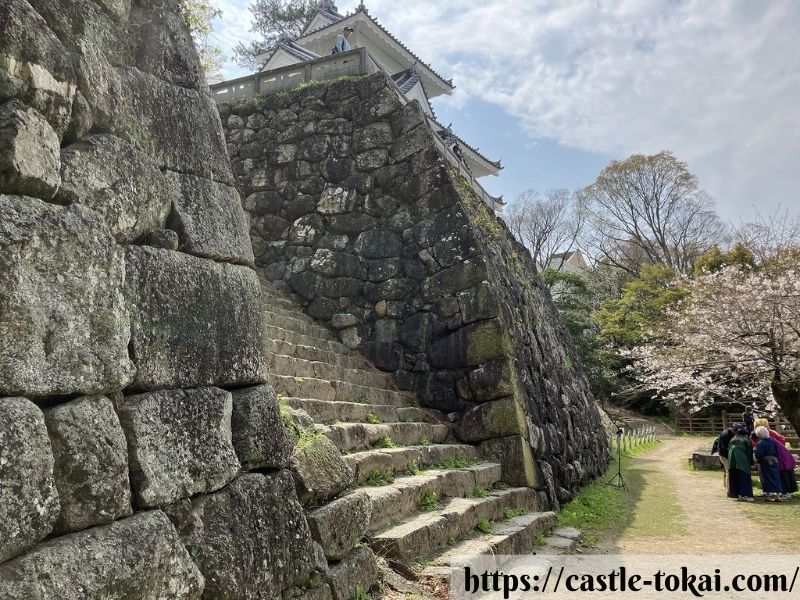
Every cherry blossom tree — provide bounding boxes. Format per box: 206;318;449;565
629;264;800;433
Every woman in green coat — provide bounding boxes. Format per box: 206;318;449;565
728;426;755;501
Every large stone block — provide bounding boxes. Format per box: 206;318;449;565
0;99;60;198
44;395;132;533
166;472;316;599
0;511;204;599
57;134;171;243
420;258;487;301
165;171;254;265
290;434;354;506
307;491;372;561
429;319;507;369
327;546;378;600
230;385;291;471
479;435;537;488
117;387;241;508
0;0;77;135
111;67;233;185
124;246;267;390
0;195;133;397
455;396;525;443
0;397;59;563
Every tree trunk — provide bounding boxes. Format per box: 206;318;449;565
771;381;800;437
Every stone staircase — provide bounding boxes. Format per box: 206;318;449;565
260;280;568;596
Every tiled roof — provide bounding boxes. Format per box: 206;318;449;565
296;7;454;90
391;66;420;94
279;40;320;62
435;122;503;170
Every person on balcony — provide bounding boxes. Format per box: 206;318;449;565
333;26;354;53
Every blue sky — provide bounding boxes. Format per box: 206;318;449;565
210;0;800;224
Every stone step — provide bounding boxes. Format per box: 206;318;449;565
345;444;480;485
269;354;392;389
539;527;582;554
281;397;440;426
420;511;558;577
360;462;503;532
265;339;374;371
270;374;415;407
322;422;450;453
371;487;539;562
264;325;349;355
263;310;337;341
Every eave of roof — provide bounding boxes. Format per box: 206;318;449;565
435;121;503;172
295;8;454;94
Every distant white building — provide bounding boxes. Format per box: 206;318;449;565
546;250;588;274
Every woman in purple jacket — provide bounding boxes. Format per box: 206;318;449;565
754;426;785;501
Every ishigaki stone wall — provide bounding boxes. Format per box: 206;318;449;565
222;73;611;511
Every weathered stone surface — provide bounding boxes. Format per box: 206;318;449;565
429;319;507;369
57;134;171;242
467;358;515;401
0;0;77;135
0;195;133;397
455;396;525;443
354;228;401;259
124;246;267;390
44;395;132;533
291;434;354;506
127;2;205;90
165;170;254;265
327;546;378;600
0;397;59;563
0;511;204;599
166;472;316;599
230;384;291;471
117;387;241;508
0;99;60;198
307;491;372;561
110;67;234;185
479;435;537;488
317;185;356;214
420;258;487;301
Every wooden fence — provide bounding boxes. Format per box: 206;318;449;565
675;411;798;445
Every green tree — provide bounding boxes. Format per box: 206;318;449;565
178;0;225;81
541;268;617;399
693;243;755;275
234;0;319;69
593;263;688;347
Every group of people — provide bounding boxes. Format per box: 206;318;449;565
714;410;798;502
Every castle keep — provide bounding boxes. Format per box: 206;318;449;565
0;1;609;598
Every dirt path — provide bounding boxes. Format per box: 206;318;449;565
595;435;798;554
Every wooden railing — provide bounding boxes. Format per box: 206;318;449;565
209;48;373;103
675;411;798;445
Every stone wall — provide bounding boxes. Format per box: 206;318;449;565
221;73;611;510
0;1;322;598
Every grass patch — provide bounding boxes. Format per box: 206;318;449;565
354;395;371;404
418;490;441;512
418;435;431;446
373;435;395;449
471;486;488;498
533;532;547;546
475;519;493;534
365;413;380;424
558;440;685;545
405;460;422;476
503;507;526;519
354;585;369;600
436;457;478;470
365;469;394;486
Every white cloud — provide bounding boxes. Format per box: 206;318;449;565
218;0;800;219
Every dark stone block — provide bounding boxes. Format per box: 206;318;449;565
326;213;377;234
420;258;487;301
359;342;403;371
354;229;402;259
289;271;322;300
319;277;363;299
429;319;506;369
458;282;499;324
468;358;515;401
365;278;417;302
399;312;435;352
308;296;339;320
231;385;291;471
